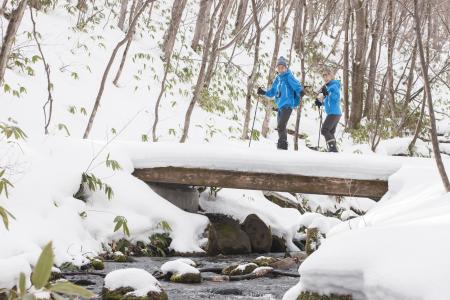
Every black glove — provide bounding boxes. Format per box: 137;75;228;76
257;87;266;96
321;85;329;96
315;99;323;107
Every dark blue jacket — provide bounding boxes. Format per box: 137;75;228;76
324;80;341;116
264;70;303;109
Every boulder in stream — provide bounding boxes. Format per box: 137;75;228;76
206;214;251;255
160;259;201;284
241;214;272;253
103;268;167;300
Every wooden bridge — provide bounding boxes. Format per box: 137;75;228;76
122;143;402;200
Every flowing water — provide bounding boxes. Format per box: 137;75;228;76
67;254;300;300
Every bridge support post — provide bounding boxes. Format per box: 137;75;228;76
147;182;199;213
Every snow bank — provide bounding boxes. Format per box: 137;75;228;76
285;158;450;300
0;137;209;285
161;259;200;275
297;213;341;235
104;268;162;296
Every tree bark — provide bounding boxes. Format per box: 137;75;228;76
180;3;221;143
191;0;213;52
294;0;307;151
162;0;188;61
364;0;384;119
83;0;152;139
203;0;233;88
241;0;262;140
117;0;129;31
342;0;351;126
386;0;396;119
234;0;248;34
413;0;450;192
0;0;28;85
348;0;367;130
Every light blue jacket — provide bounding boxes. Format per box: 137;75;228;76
265;70;303;110
323;80;342;116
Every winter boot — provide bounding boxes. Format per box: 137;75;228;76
327;139;338;152
277;140;288;150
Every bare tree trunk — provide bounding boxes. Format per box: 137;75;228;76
408;93;426;154
118;0;129;31
191;0;213;52
386;0;396;119
234;0;248;33
112;0;139;86
342;0;351;126
413;0;450;192
30;7;54;135
152;57;171;141
241;0;262;140
396;44;417;135
348;0;367;130
0;0;28;85
203;0;233;88
83;0;152;139
0;0;8;16
364;0;384;119
292;0;304;54
261;0;294;138
180;3;221;143
294;0;307;151
162;0;188;61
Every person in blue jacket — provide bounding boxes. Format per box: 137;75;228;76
315;69;342;152
257;56;303;150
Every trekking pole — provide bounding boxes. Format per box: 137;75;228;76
317;107;323;149
248;97;260;147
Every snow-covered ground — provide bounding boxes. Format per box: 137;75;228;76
1;0;450;298
284;157;450;300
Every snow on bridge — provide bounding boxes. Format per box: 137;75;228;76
117;143;403;199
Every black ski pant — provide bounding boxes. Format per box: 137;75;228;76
321;114;341;143
277;107;292;148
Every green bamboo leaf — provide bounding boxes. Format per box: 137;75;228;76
50;281;95;298
113;220;122;232
31;242;54;289
23;294;37;300
19;272;26;297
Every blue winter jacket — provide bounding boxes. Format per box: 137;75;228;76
264;69;303;110
323;80;342;116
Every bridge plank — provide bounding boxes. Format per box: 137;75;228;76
133;167;388;199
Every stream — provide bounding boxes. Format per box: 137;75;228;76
67;253;300;299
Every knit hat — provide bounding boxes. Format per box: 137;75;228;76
276;56;287;67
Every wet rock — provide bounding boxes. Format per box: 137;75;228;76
113;251;129;262
252;256;279;267
297;291;352;300
221;263;239;275
161;259;201;284
229;263;258;276
271;235;287;253
210;288;243;295
241;214;272;253
102;287;168;300
169;272;201;284
59;262;79;272
206;214;251;255
73;279;96;286
91;258;105;270
269;257;299;270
